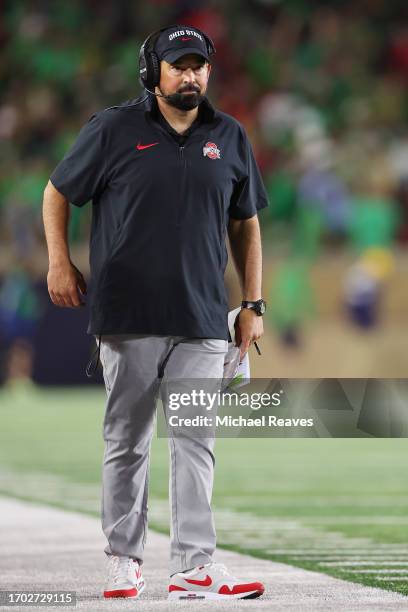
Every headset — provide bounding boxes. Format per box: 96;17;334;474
138;24;216;92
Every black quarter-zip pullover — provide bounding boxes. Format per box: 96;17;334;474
50;93;268;339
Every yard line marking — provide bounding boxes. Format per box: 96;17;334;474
266;547;408;553
268;552;408;557
376;577;408;581
348;570;408;574
223;496;408;506
320;561;408;567
306;517;408;525
292;556;408;561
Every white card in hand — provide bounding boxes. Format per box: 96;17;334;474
222;307;250;390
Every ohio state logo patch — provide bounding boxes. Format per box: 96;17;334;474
203;142;221;159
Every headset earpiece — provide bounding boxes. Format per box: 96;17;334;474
204;33;216;56
149;49;160;88
138;42;148;89
139;28;167;91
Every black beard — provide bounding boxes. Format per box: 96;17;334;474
163;90;204;111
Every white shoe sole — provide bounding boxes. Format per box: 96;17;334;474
168;589;261;601
104;579;145;599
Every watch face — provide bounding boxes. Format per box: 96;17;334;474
259;301;266;315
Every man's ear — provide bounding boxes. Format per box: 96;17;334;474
207;63;212;79
160;59;169;74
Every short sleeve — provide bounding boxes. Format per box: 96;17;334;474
229;127;269;220
50;114;107;207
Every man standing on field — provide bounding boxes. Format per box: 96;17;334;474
43;24;267;601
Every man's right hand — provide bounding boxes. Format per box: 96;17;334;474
47;261;87;308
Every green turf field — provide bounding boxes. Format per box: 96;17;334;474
0;384;407;596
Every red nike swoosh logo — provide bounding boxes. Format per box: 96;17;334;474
181;37;192;41
136;142;159;150
184;575;212;587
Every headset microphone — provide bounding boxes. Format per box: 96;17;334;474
143;87;169;98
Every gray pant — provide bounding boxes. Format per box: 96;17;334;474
98;334;228;575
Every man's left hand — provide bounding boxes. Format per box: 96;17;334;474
234;308;264;361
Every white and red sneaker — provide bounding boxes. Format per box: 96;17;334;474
103;555;145;599
168;562;264;600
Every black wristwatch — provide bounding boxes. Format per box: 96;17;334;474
241;299;267;316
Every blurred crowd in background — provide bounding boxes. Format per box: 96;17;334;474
1;0;408;384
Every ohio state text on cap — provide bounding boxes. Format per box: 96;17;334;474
155;26;211;63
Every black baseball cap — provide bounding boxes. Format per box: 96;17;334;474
154;26;211;63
